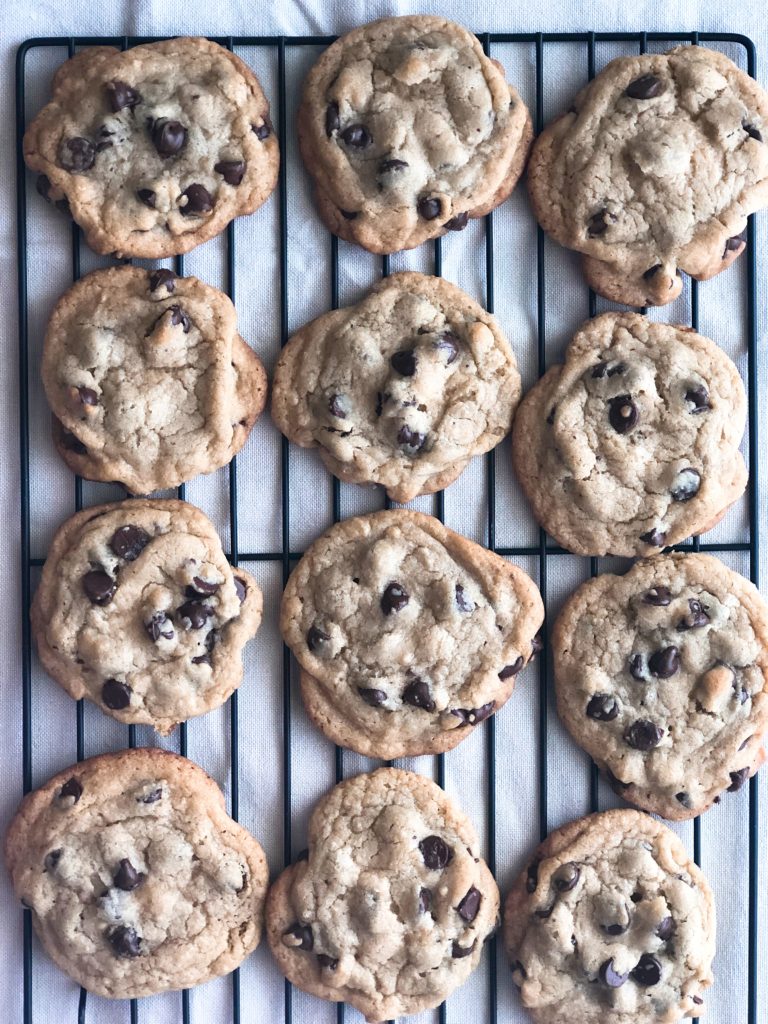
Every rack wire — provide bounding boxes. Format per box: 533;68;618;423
15;30;761;1024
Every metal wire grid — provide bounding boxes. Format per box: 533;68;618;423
14;29;761;1024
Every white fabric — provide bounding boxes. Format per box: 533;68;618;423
1;2;766;1022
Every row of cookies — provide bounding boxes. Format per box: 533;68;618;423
25;20;768;308
5;750;715;1023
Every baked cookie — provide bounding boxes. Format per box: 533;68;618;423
511;312;747;557
527;46;768;306
272;271;521;503
280;510;544;759
5;748;268;998
24;37;279;258
298;15;533;253
552;553;768;819
43;266;267;494
31;499;262;734
503;809;715;1024
266;768;499;1022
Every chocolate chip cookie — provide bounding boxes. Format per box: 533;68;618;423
31;499;261;734
43;266;267;493
280;510;544;759
552;553;768;820
298;15;533;253
527;45;768;306
272;271;521;503
266;767;499;1021
503;809;715;1024
5;748;268;998
511;312;747;557
24;37;279;258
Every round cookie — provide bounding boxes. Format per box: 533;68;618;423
511;312;747;557
266;767;499;1022
4;748;268;998
280;510;544;759
503;809;715;1024
24;37;279;258
527;45;768;306
272;271;521;503
552;553;768;819
43;266;267;493
298;15;533;254
31;499;262;734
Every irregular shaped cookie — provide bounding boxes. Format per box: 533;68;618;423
4;748;268;998
552;553;768;819
31;499;261;733
511;312;747;557
280;510;544;758
43;266;267;493
25;37;279;257
272;272;520;502
528;46;768;306
503;809;715;1024
267;768;499;1022
298;15;532;253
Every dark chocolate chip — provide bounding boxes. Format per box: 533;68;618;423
214;160;246;186
418;196;442;220
649;646;680;678
58;777;82;804
191;576;220;595
177;601;213;630
82;569;116;605
609;395;638;433
110;525;150;561
724;233;746;258
586;694;619;721
317;954;338;970
452;940;476;959
640;528;667;547
151;119;187;157
434;331;459;363
234;577;247;604
340;208;358;220
403;679;435;711
693;996;704;1005
678;598;709;631
191;628;218;665
419;835;452;870
180;183;213;216
625;74;664;99
324;102;340;137
587;209;611;236
59;138;95;172
535;904;554;919
358;687;387;707
106;80;142;112
328;394;350;419
553;863;580;892
167;305;191;332
340;123;371;148
145;611;174;642
455;583;474;612
644;586;671;606
676;792;693;808
381;582;409;614
390;349;417;376
643;264;663;280
728;767;750;791
149;268;175;292
656;916;675;940
624;719;664;750
114;858;143;891
631;953;661;986
44;848;62;871
398;424;426;453
444;211;469;231
138;787;162;804
602;920;629;936
685;385;710;412
671;468;701;502
591;362;609;378
102;678;132;710
743;121;763;142
136;188;156;208
253;118;273;140
450;702;495;725
593;361;626;379
379;158;408;174
109;926;141;958
307;624;330;651
283;923;313;950
600;958;629;988
629;654;647;681
526;861;539;893
499;657;524;680
457;886;481;922
76;386;98;406
418;887;432;914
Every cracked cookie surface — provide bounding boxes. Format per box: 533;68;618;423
24;37;279;258
31;499;262;734
44;266;267;494
4;748;268;999
511;312;747;557
552;553;768;819
503;809;715;1024
527;46;768;306
280;510;544;758
266;768;499;1022
272;272;520;503
298;15;532;253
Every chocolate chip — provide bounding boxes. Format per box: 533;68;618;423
59;138;95;172
114;858;143;891
625;74;664;99
191;626;217;665
685;385;710;412
403;679;435;711
671;468;701;502
191;576;220;596
640;528;667;547
324;102;340;136
656;916;675;940
340;124;371;148
82;569;116;605
418;888;432;914
743;121;763;142
724;233;746;258
678;598;709;631
419;835;452;870
102;678;132;710
592;361;626;379
145;611;174;642
600;958;629;988
340;209;358;220
644;586;671;606
136;188;156;208
44;848;62;871
676;792;693;808
317;954;338;970
586;694;619;721
390;349;417;376
379;158;408;174
234;577;247;604
214;160;246;186
418;196;442;220
58;777;82;804
138;787;162;804
631;953;661;986
649;646;680;678
328;394;350;419
253;119;273;140
499;657;524;680
591;362;609;378
624;719;663;750
398;425;426;453
151;119;187;157
609;395;638;433
450;702;495;725
629;654;647;681
553;863;580;892
693;996;704;1005
526;861;539;893
455;583;474;612
106;80;142;112
110;525;150;561
165;305;190;333
178;601;213;630
358;687;387;707
602;920;629;936
75;386;98;407
535;904;554;919
452;940;476;959
643;264;663;280
587;209;611;236
180;184;213;216
739;735;752;751
434;331;460;363
109;926;141;958
444;211;469;231
149;268;175;292
457;886;481;922
307;624;330;651
282;923;313;950
728;767;750;791
381;582;409;614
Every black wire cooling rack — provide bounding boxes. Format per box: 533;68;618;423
15;30;762;1024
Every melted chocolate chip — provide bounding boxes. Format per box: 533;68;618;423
60;138;95;172
82;569;116;605
340;124;371;148
419;835;452;870
181;184;213;216
177;601;213;630
381;582;409;615
398;425;427;452
390;349;417;376
526;861;539;893
640;528;667;547
418;196;442;220
403;679;435;711
151;119;187;157
656;916;675;940
450;702;495;725
457;886;481;922
678;598;709;631
136;188;156;208
328;393;350;419
728;767;750;791
138;787;162;804
149;268;175;292
145;611;174;642
631;953;661;986
609;395;638;433
452;940;476;959
253;120;272;140
600;958;629;988
455;583;474;612
102;679;132;710
106;80;142;112
643;264;663;280
114;858;143;891
76;386;98;406
191;576;220;596
649;646;680;678
743;121;763;142
358;687;387;707
109;926;141;958
644;586;671;606
110;525;150;561
325;102;340;136
499;657;524;680
214;160;246;186
434;331;459;363
379;158;408;174
676;792;693;809
624;719;664;750
58;777;82;804
629;654;647;681
553;863;580;892
307;624;330;651
671;468;701;502
586;694;619;721
418;887;432;914
283;923;313;950
685;385;710;412
317;954;338;970
234;576;247;604
587;209;611;236
535;904;554;920
44;848;62;871
625;74;664;99
165;305;190;333
444;211;469;231
602;919;629;936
